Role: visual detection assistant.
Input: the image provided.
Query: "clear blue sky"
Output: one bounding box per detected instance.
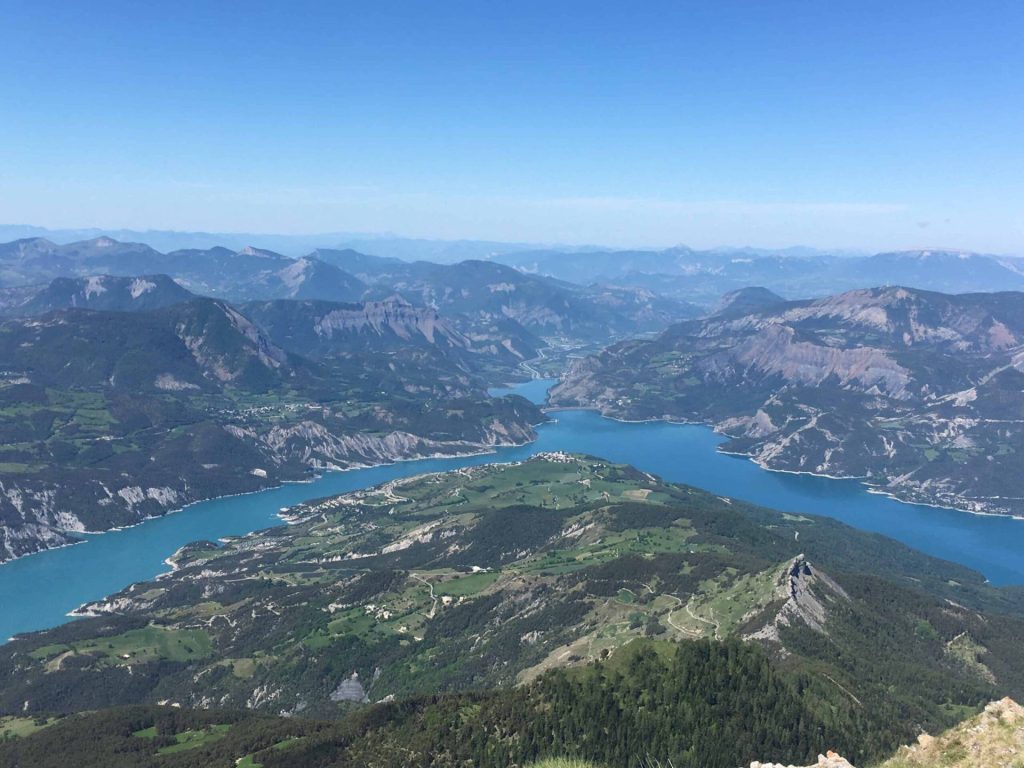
[1,1,1022,252]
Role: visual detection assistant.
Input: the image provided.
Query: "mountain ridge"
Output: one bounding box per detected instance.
[0,236,699,354]
[552,285,1024,516]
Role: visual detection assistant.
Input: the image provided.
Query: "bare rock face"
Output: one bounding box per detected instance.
[329,672,369,703]
[745,556,849,644]
[725,324,912,398]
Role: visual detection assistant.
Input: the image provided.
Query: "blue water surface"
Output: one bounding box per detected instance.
[1,379,1022,641]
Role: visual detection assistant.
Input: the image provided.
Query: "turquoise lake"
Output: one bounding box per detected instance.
[2,378,1023,642]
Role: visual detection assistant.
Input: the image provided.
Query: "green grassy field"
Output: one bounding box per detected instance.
[0,716,59,740]
[156,724,232,754]
[30,624,213,667]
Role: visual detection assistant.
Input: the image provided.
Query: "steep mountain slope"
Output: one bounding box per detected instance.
[746,697,1024,768]
[345,256,700,342]
[242,296,537,373]
[0,300,542,563]
[258,256,366,302]
[552,286,1024,515]
[0,298,296,392]
[2,456,1024,767]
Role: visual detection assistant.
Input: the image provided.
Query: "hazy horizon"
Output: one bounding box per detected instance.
[1,222,1015,259]
[2,2,1022,253]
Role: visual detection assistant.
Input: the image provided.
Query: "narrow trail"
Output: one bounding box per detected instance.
[822,673,864,706]
[411,573,438,618]
[684,599,721,640]
[663,594,704,638]
[381,481,411,504]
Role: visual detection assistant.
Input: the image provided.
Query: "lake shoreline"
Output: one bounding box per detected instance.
[0,431,542,571]
[549,403,1023,521]
[4,381,1024,643]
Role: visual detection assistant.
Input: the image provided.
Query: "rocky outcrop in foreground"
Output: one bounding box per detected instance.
[747,697,1024,768]
[749,752,853,768]
[880,697,1024,767]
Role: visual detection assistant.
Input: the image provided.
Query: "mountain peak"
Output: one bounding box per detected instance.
[746,556,849,643]
[714,286,787,317]
[238,245,285,259]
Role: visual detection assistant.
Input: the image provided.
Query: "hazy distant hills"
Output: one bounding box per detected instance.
[0,238,367,304]
[497,246,1024,303]
[0,237,700,347]
[0,226,580,261]
[5,230,1024,311]
[0,226,381,259]
[553,285,1024,516]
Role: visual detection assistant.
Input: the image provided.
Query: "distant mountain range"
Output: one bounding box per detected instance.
[553,285,1024,516]
[496,246,1024,303]
[0,225,602,261]
[0,237,701,346]
[5,230,1023,311]
[0,238,366,303]
[312,249,700,341]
